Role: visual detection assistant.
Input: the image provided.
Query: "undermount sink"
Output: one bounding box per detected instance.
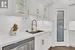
[26,30,43,34]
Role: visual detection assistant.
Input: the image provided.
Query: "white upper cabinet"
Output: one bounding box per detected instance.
[16,0,51,20]
[16,0,28,15]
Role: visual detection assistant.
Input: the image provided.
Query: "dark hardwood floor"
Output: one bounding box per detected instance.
[48,46,75,50]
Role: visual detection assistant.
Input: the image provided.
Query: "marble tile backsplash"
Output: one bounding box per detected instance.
[37,21,53,32]
[21,16,35,32]
[0,16,23,35]
[22,16,53,32]
[0,16,52,35]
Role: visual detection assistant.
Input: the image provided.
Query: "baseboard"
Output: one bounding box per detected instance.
[51,42,70,47]
[49,42,75,48]
[69,43,75,48]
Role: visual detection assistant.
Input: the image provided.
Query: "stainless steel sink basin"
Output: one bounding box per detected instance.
[26,30,43,34]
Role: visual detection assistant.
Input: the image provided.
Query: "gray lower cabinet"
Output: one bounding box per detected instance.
[17,40,34,50]
[17,42,28,50]
[2,37,34,50]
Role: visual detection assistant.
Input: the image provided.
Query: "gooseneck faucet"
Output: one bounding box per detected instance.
[31,19,37,31]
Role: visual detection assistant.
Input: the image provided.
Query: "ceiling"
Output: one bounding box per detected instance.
[37,0,75,6]
[29,0,75,8]
[55,0,75,6]
[29,0,54,7]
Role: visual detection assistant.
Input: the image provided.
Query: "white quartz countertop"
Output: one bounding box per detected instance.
[0,31,48,47]
[0,32,33,47]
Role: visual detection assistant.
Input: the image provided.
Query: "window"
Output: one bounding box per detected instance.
[0,0,8,8]
[57,10,64,42]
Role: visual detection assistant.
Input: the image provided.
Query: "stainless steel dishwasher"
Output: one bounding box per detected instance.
[2,37,34,50]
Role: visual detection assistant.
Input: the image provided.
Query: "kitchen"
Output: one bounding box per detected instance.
[0,0,75,50]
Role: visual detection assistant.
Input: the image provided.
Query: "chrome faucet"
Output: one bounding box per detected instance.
[31,19,37,31]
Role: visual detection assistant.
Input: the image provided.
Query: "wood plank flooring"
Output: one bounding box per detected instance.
[48,46,75,50]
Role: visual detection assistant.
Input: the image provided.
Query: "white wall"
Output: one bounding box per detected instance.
[69,30,75,46]
[48,0,70,46]
[69,6,75,21]
[68,3,75,47]
[68,21,75,47]
[48,0,75,46]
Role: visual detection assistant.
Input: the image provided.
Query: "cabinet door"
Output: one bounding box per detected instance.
[17,43,28,50]
[35,33,50,50]
[41,33,50,50]
[16,0,28,15]
[27,40,34,50]
[35,35,42,50]
[17,40,34,50]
